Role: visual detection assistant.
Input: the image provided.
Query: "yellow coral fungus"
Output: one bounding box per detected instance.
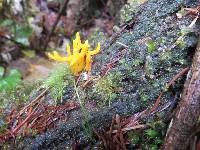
[47,32,100,76]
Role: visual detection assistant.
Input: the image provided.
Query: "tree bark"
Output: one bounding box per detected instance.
[163,37,200,150]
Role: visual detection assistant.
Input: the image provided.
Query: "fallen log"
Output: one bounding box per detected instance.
[1,0,198,149]
[163,37,200,150]
[25,100,143,149]
[24,0,200,149]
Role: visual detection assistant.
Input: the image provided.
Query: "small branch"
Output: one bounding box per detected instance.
[43,0,70,51]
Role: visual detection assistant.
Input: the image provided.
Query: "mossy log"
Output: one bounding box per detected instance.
[19,0,200,149]
[25,101,143,149]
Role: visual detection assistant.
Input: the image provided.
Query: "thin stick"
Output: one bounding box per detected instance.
[43,0,69,51]
[18,88,49,116]
[166,67,189,88]
[112,124,148,133]
[12,103,40,135]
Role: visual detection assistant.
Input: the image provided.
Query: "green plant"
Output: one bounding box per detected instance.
[147,40,157,54]
[141,121,166,150]
[145,129,159,138]
[127,131,140,146]
[139,90,149,102]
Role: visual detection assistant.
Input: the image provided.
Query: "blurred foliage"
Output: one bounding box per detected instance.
[0,67,22,92]
[0,18,33,46]
[0,66,37,109]
[22,50,36,57]
[0,0,2,8]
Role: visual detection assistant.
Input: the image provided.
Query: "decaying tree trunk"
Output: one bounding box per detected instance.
[163,37,200,150]
[25,101,143,149]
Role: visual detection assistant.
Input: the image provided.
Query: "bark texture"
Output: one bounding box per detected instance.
[163,37,200,150]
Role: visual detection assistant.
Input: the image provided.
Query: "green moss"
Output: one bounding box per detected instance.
[127,131,140,146]
[120,0,147,23]
[139,89,149,102]
[43,64,74,104]
[0,82,38,109]
[92,73,121,106]
[145,55,154,78]
[120,5,134,23]
[147,40,157,54]
[87,29,106,46]
[93,74,118,106]
[130,71,138,78]
[132,59,143,66]
[160,51,172,61]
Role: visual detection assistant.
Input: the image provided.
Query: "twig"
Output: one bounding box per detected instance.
[166,67,189,88]
[12,103,40,135]
[18,88,49,117]
[43,0,70,51]
[112,124,148,133]
[109,115,116,138]
[148,67,189,115]
[148,91,163,114]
